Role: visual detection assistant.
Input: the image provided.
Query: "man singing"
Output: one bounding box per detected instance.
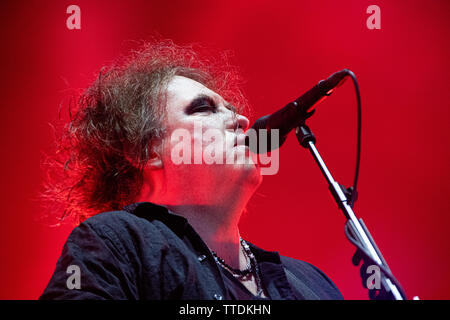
[40,39,343,300]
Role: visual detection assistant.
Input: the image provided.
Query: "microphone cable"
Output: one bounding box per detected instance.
[343,70,361,208]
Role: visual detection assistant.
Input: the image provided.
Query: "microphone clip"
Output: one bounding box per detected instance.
[295,123,316,148]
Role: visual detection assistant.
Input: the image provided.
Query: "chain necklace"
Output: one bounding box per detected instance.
[211,238,264,297]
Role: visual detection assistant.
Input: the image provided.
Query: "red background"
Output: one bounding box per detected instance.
[1,0,449,300]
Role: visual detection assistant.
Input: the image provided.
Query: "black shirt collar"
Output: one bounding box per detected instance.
[123,202,188,237]
[123,201,297,300]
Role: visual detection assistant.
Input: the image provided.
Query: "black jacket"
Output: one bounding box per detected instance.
[40,202,343,300]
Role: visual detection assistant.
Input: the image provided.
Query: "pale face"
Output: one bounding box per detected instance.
[158,76,262,193]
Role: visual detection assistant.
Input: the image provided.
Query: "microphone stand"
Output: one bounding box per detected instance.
[295,123,407,300]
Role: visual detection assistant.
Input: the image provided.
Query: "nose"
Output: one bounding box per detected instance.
[233,113,250,132]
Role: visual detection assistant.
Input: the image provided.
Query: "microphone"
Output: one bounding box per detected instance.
[246,69,351,153]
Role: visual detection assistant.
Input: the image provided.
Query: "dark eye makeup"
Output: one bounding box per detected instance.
[184,94,217,115]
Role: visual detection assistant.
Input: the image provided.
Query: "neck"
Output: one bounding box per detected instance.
[165,194,247,269]
[137,167,261,269]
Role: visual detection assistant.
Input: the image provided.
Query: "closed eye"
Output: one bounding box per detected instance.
[184,94,217,115]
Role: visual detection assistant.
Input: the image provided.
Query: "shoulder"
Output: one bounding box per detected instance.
[71,210,149,241]
[280,255,344,300]
[79,204,173,236]
[247,241,343,300]
[82,210,149,233]
[280,255,336,286]
[66,208,169,256]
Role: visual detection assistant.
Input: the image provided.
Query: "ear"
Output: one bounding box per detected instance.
[148,149,163,170]
[147,140,164,170]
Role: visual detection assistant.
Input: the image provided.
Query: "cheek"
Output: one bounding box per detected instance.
[162,125,223,165]
[187,118,229,150]
[163,114,233,164]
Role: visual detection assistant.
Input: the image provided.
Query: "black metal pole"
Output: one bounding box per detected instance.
[295,124,405,300]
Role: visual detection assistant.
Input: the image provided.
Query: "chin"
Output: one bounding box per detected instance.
[233,161,263,187]
[221,148,263,185]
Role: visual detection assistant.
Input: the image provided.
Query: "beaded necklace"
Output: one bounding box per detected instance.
[211,238,264,297]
